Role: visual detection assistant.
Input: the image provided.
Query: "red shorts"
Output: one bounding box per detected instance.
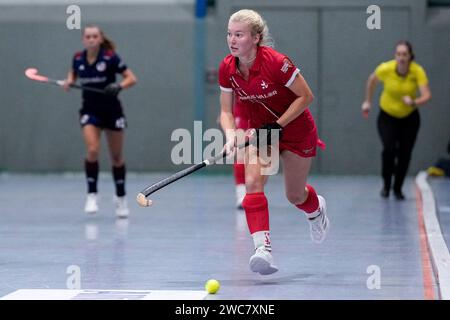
[252,109,320,158]
[279,127,318,158]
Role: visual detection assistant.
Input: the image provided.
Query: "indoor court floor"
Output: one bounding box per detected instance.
[0,172,448,300]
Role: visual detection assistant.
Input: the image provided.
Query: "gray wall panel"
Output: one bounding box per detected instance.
[0,6,196,172]
[320,8,410,174]
[0,0,449,174]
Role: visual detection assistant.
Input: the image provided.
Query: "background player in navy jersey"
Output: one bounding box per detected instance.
[63,25,137,218]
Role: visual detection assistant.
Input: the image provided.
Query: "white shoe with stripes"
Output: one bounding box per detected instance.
[307,195,329,243]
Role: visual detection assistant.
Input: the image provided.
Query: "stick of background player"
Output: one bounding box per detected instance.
[63,24,137,218]
[24,68,106,94]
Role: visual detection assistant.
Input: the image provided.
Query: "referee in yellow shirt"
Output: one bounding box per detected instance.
[361,41,432,200]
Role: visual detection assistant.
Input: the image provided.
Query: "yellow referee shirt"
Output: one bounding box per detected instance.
[375,60,429,118]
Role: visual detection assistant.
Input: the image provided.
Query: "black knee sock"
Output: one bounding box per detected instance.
[112,164,126,197]
[85,160,99,194]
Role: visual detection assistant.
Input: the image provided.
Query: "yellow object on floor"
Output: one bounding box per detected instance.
[427,166,445,177]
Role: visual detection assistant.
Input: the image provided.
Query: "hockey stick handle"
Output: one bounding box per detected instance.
[136,140,251,206]
[53,79,106,94]
[140,162,207,198]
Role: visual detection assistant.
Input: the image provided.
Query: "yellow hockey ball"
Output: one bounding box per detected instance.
[205,279,220,294]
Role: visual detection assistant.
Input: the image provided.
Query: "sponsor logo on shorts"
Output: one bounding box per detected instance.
[302,147,315,154]
[80,114,89,125]
[79,64,85,71]
[115,117,126,129]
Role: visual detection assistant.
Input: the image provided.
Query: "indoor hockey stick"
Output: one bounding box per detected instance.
[25,68,106,94]
[136,139,252,207]
[137,99,324,207]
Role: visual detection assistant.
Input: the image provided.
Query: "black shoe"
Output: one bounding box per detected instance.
[380,187,390,198]
[394,190,405,200]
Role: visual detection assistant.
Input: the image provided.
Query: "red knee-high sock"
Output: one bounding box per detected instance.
[233,163,245,185]
[296,184,319,215]
[242,192,271,250]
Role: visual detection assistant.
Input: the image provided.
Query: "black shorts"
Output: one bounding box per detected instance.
[79,112,127,131]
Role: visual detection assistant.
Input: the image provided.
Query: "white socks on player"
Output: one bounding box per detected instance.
[252,230,272,251]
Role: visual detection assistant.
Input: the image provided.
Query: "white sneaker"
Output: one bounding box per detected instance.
[249,247,278,275]
[84,193,98,214]
[307,195,329,243]
[236,184,246,209]
[114,196,129,219]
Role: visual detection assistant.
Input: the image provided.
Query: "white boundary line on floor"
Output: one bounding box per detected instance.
[0,289,208,300]
[416,171,450,300]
